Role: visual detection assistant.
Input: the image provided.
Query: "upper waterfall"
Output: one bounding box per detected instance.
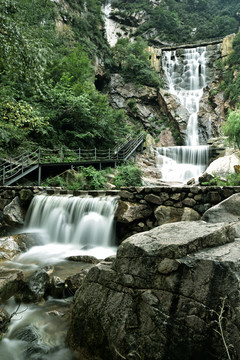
[162,46,207,146]
[102,1,124,47]
[157,46,211,183]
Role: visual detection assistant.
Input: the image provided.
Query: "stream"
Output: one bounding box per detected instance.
[0,195,118,360]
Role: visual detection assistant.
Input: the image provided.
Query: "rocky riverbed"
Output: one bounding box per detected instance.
[1,193,240,359]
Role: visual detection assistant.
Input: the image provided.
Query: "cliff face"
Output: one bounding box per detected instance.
[104,40,227,146]
[101,1,237,147]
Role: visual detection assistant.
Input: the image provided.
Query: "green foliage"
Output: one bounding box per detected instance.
[112,0,240,44]
[0,0,55,96]
[203,172,240,186]
[43,166,109,190]
[114,163,142,188]
[79,166,108,190]
[223,110,240,148]
[0,0,128,155]
[0,100,49,133]
[111,37,162,87]
[221,33,240,107]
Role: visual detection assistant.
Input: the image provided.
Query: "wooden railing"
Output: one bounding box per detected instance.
[0,134,145,185]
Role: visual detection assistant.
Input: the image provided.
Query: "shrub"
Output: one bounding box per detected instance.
[203,172,240,186]
[223,110,240,149]
[79,166,107,190]
[114,163,142,188]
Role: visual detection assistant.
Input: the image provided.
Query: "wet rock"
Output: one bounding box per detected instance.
[0,308,10,334]
[67,221,238,360]
[0,236,22,261]
[65,270,90,295]
[49,276,65,298]
[0,268,25,304]
[0,233,40,261]
[16,267,52,303]
[3,196,26,229]
[19,189,34,202]
[66,255,99,264]
[12,324,51,358]
[158,89,189,141]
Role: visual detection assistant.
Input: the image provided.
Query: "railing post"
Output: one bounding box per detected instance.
[95,148,97,160]
[38,165,42,186]
[116,146,119,160]
[79,148,81,161]
[22,156,24,174]
[60,147,63,162]
[108,148,111,159]
[38,148,41,163]
[3,166,5,185]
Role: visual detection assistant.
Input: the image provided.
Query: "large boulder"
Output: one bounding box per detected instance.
[202,193,240,236]
[205,154,240,177]
[0,233,40,261]
[67,221,239,360]
[3,196,26,229]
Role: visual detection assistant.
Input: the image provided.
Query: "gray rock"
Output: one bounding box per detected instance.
[16,267,52,303]
[154,205,200,226]
[0,233,40,261]
[0,267,25,304]
[0,307,10,334]
[115,200,152,223]
[202,193,240,236]
[67,221,238,360]
[3,196,25,228]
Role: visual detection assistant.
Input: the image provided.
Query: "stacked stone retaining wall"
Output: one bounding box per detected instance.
[1,185,240,240]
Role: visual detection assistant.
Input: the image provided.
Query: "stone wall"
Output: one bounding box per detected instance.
[1,185,240,239]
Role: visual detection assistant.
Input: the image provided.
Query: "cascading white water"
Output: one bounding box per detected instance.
[157,46,210,183]
[0,195,118,359]
[102,0,124,47]
[25,194,117,248]
[18,194,118,264]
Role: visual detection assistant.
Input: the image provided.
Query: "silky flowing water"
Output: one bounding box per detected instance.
[0,194,119,360]
[157,46,210,182]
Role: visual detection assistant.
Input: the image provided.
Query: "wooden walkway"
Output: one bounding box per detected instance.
[0,134,145,186]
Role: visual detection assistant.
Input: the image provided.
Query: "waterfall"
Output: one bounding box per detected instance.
[102,1,123,47]
[157,46,210,183]
[0,195,118,359]
[18,194,118,263]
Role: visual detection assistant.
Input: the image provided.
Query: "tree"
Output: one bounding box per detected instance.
[0,0,53,96]
[223,110,240,149]
[112,37,161,87]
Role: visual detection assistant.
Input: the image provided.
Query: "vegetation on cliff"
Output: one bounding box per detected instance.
[218,33,240,148]
[111,0,240,44]
[0,0,127,156]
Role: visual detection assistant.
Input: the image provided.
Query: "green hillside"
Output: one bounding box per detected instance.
[111,0,240,44]
[0,0,240,158]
